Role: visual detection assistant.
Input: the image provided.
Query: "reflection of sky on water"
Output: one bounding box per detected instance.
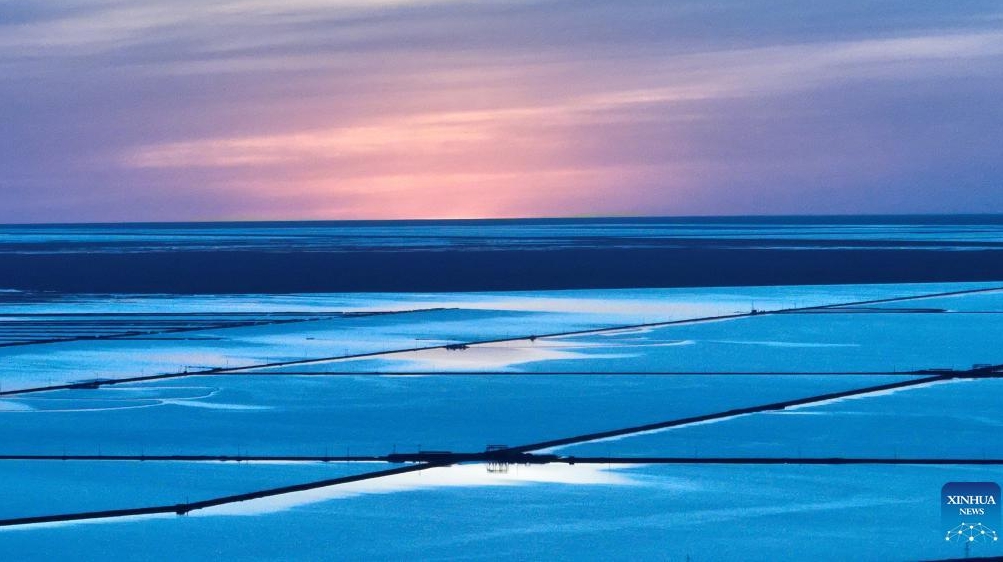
[199,463,638,517]
[8,283,992,390]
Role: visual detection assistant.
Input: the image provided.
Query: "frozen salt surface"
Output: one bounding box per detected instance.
[10,283,989,315]
[2,282,1003,560]
[196,463,635,517]
[0,385,226,413]
[0,283,996,391]
[857,287,1003,311]
[299,338,640,372]
[0,461,373,520]
[305,305,1003,374]
[1,464,998,561]
[521,309,1002,373]
[559,378,1003,459]
[0,374,908,456]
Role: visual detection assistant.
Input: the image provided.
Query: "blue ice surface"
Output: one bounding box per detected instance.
[0,461,374,520]
[0,463,998,561]
[1,282,994,315]
[0,374,909,456]
[0,307,619,391]
[5,282,987,391]
[1,282,1002,560]
[311,304,1003,375]
[557,377,1003,458]
[859,288,1003,311]
[515,309,1003,373]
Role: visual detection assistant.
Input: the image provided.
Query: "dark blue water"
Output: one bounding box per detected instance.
[2,216,1002,293]
[4,215,1003,254]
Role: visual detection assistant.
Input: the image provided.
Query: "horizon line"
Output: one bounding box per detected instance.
[4,212,1003,228]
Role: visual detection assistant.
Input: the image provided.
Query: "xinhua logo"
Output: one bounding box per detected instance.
[942,482,1000,548]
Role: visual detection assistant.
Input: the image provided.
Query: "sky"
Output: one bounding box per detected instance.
[1,0,1002,223]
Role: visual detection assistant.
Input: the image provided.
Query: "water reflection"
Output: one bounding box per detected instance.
[197,463,638,517]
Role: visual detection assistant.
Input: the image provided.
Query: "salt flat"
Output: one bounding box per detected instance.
[1,464,997,561]
[1,282,1001,561]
